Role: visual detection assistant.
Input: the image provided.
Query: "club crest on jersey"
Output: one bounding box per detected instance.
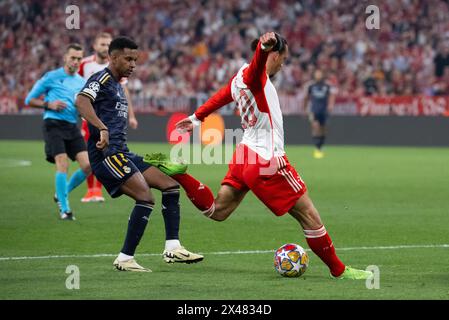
[123,166,131,174]
[89,81,100,92]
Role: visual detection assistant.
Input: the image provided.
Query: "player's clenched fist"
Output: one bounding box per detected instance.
[260,32,277,51]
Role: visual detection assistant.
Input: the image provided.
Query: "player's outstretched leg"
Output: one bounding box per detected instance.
[80,119,99,203]
[53,154,75,220]
[171,174,215,215]
[55,167,89,218]
[144,152,188,176]
[141,166,204,264]
[93,178,105,202]
[67,169,87,195]
[81,174,96,202]
[201,185,247,221]
[113,172,154,272]
[311,118,325,159]
[289,192,373,279]
[54,168,87,219]
[113,199,153,272]
[54,171,75,220]
[144,152,215,214]
[160,185,204,264]
[312,136,325,159]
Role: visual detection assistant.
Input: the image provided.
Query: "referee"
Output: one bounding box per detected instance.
[25,43,91,220]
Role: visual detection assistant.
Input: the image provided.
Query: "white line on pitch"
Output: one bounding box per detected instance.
[0,159,32,168]
[1,244,448,262]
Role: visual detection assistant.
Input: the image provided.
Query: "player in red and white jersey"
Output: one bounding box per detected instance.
[78,32,139,202]
[176,32,372,280]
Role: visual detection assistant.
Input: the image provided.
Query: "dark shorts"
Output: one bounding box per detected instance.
[90,152,152,198]
[311,112,329,126]
[42,119,87,163]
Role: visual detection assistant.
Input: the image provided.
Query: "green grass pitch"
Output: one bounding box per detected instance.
[0,140,448,300]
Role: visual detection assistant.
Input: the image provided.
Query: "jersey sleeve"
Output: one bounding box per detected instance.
[242,41,269,89]
[78,76,103,102]
[78,61,86,77]
[120,77,128,85]
[24,72,51,105]
[194,75,235,121]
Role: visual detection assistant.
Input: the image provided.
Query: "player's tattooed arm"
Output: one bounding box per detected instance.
[75,95,109,150]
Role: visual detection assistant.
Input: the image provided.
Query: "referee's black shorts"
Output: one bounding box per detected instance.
[42,119,87,163]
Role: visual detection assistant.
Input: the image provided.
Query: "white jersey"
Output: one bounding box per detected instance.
[230,63,285,160]
[194,41,285,160]
[79,55,109,80]
[79,55,127,84]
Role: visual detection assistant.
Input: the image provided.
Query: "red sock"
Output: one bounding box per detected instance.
[304,225,346,277]
[87,174,95,191]
[172,174,214,213]
[94,177,103,190]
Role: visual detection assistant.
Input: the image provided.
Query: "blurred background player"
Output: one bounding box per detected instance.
[25,44,91,220]
[76,36,210,271]
[176,32,372,280]
[303,69,336,159]
[78,32,139,202]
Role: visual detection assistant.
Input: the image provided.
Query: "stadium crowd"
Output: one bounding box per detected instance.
[2,0,449,113]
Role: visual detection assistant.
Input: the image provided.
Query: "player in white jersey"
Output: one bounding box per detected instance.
[176,32,372,280]
[78,32,138,202]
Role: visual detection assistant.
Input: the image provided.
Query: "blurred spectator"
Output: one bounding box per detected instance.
[2,0,449,115]
[433,43,449,78]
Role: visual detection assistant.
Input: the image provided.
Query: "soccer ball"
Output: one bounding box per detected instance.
[274,243,309,278]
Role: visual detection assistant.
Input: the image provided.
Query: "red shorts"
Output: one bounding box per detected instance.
[81,118,89,141]
[222,144,307,216]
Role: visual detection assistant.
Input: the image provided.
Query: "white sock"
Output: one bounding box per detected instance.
[165,239,181,251]
[117,252,133,262]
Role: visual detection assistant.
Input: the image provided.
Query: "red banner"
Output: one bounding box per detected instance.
[279,94,449,116]
[344,96,449,116]
[4,94,449,116]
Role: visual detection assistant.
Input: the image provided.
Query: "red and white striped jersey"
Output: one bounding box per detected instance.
[194,42,285,160]
[78,55,109,80]
[79,54,128,85]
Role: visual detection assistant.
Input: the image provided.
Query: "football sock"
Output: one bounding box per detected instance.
[304,225,346,277]
[67,169,87,194]
[55,171,70,213]
[121,201,153,256]
[86,174,95,191]
[318,136,326,150]
[172,173,215,213]
[94,177,103,190]
[312,136,321,150]
[165,239,181,251]
[117,252,133,262]
[161,186,181,241]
